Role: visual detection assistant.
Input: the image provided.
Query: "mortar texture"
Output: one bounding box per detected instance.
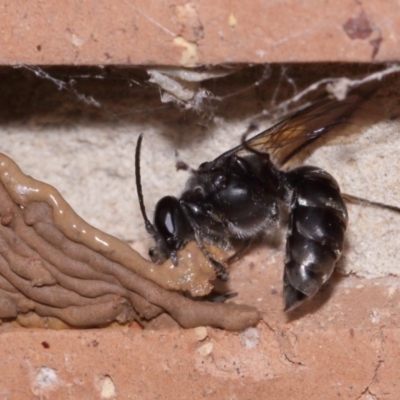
[1,65,399,280]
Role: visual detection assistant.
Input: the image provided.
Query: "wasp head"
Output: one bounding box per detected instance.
[135,135,194,266]
[150,195,193,264]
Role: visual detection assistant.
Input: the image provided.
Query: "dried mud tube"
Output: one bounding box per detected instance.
[0,153,260,331]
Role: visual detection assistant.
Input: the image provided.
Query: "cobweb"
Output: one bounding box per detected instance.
[1,62,400,279]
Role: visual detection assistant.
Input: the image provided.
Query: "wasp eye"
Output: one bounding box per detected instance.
[154,196,182,238]
[153,196,192,255]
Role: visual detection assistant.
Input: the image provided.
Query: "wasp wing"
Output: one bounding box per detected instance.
[214,93,366,168]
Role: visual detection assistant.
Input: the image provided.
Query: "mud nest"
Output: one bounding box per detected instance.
[0,153,260,331]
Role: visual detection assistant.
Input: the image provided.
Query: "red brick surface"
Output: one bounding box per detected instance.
[1,0,399,65]
[1,247,399,399]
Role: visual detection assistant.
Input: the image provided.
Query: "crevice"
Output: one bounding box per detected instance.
[356,327,385,400]
[283,352,306,367]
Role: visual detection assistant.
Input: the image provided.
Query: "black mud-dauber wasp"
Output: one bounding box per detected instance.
[135,87,399,311]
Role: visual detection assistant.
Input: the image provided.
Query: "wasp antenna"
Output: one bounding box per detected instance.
[343,193,400,214]
[135,134,158,238]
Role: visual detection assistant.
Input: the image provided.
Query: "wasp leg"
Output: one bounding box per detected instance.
[226,239,253,264]
[211,260,229,281]
[203,292,238,303]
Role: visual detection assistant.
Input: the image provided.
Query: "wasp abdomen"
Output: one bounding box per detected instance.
[283,166,348,311]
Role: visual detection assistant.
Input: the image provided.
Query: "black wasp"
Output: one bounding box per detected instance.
[135,89,396,311]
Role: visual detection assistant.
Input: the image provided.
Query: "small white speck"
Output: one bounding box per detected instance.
[197,342,213,357]
[256,49,266,58]
[100,375,116,399]
[71,34,85,47]
[241,327,259,349]
[388,287,396,299]
[370,310,380,324]
[36,367,58,388]
[194,326,208,341]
